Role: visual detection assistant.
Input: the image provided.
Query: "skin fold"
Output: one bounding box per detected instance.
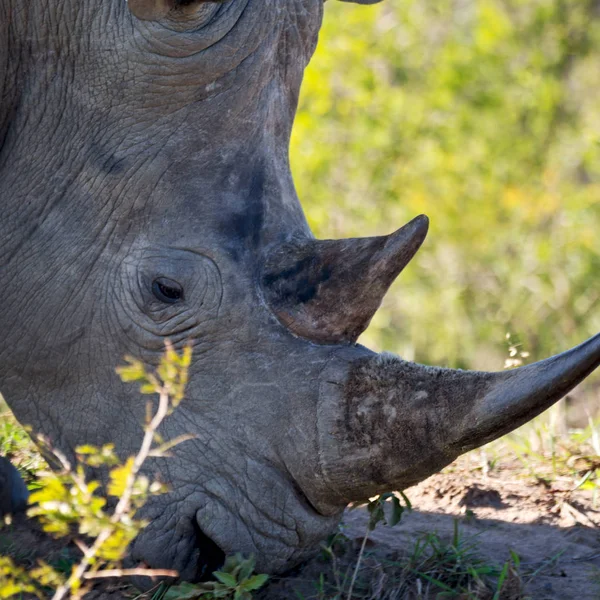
[0,0,598,583]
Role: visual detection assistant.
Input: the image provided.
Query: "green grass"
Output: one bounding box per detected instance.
[463,412,600,503]
[0,396,45,486]
[297,519,527,600]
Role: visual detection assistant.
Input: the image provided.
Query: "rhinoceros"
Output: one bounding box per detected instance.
[0,0,598,583]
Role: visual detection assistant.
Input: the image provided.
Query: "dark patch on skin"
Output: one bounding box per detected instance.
[263,258,332,305]
[246,167,266,248]
[219,166,265,261]
[88,142,127,176]
[295,265,332,303]
[225,245,242,264]
[262,256,315,287]
[295,280,317,304]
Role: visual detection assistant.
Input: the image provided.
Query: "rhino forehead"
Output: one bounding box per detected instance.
[0,0,321,239]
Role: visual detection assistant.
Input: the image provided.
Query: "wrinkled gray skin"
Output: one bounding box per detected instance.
[0,0,598,583]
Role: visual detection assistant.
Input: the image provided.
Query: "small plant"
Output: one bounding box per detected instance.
[402,519,523,598]
[503,333,530,370]
[163,554,269,600]
[345,492,411,600]
[0,341,193,600]
[312,515,528,599]
[0,403,45,485]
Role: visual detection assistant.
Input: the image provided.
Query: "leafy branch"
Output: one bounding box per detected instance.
[0,341,193,599]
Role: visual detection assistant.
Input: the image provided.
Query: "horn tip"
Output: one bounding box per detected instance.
[387,214,430,254]
[412,213,430,233]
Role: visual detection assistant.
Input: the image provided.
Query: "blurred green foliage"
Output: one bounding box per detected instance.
[292,0,600,372]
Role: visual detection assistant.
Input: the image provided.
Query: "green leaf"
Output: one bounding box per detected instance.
[509,549,521,568]
[367,497,386,530]
[180,345,193,368]
[140,382,158,395]
[75,444,100,455]
[493,561,510,600]
[163,583,204,600]
[213,571,238,588]
[107,457,134,497]
[399,491,412,510]
[29,562,66,587]
[236,556,255,581]
[116,359,147,382]
[388,496,404,527]
[414,571,454,592]
[222,554,242,573]
[244,573,269,591]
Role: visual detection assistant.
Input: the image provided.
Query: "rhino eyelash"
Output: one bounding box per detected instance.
[152,277,184,304]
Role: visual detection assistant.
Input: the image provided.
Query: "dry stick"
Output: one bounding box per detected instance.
[346,523,370,600]
[83,568,178,579]
[51,388,172,600]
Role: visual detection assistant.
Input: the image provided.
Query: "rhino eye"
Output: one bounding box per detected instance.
[152,278,183,304]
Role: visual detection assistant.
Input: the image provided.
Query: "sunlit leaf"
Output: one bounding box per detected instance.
[107,457,134,497]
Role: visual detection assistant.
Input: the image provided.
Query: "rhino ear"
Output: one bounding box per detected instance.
[127,0,225,22]
[336,0,384,4]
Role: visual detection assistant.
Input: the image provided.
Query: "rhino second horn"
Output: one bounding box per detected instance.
[262,214,429,344]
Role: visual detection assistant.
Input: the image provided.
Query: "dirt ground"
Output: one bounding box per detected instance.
[259,461,600,600]
[395,474,600,599]
[2,459,600,599]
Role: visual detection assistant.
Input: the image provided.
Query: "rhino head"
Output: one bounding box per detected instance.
[0,0,598,582]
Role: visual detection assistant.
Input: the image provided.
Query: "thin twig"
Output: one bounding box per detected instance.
[347,524,370,600]
[83,568,178,579]
[51,389,173,600]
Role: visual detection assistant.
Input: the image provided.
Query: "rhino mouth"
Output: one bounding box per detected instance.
[193,465,343,576]
[193,518,226,581]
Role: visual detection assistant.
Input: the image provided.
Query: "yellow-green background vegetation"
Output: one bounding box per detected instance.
[292,0,600,387]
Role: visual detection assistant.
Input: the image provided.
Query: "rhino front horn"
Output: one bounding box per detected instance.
[312,333,600,506]
[262,215,429,344]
